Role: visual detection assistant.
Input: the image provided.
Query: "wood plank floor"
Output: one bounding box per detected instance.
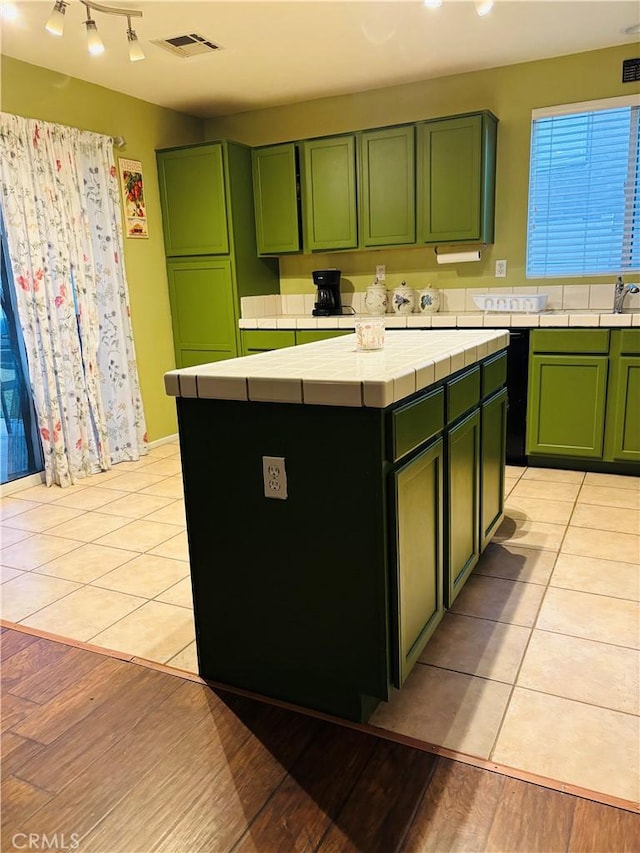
[1,627,638,853]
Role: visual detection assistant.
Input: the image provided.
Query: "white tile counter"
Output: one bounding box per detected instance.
[165,329,509,408]
[238,310,640,330]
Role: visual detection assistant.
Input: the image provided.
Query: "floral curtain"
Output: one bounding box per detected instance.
[0,113,147,487]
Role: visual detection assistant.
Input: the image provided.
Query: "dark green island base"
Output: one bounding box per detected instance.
[172,340,509,722]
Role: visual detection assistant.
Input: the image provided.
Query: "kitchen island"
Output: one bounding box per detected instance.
[165,329,509,722]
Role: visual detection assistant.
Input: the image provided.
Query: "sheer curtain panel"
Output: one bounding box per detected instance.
[0,113,147,487]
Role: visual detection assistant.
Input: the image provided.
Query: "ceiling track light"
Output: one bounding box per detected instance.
[45,0,67,36]
[423,0,443,8]
[44,0,144,61]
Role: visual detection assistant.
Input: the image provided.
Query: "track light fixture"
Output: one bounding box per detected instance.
[45,0,67,36]
[44,0,144,61]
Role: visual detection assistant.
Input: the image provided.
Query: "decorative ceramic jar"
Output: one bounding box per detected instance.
[392,281,416,315]
[364,279,388,316]
[417,285,441,314]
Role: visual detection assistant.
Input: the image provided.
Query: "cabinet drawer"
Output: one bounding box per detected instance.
[618,329,640,355]
[390,387,444,462]
[447,366,481,423]
[531,329,610,354]
[481,351,507,398]
[242,330,296,352]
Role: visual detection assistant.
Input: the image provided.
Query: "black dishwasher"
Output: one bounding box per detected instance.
[505,329,530,465]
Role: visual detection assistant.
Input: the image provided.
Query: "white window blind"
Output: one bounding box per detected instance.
[526,96,640,278]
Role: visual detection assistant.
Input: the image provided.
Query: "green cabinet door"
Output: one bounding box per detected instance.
[251,143,300,255]
[446,408,481,607]
[157,144,229,256]
[480,388,507,550]
[392,438,444,686]
[242,329,296,355]
[606,356,640,462]
[417,112,497,244]
[527,355,608,458]
[301,135,358,251]
[295,330,349,345]
[359,126,415,247]
[167,257,238,367]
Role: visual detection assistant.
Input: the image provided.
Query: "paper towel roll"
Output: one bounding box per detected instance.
[436,250,482,264]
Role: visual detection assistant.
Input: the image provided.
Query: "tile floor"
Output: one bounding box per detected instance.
[1,446,638,805]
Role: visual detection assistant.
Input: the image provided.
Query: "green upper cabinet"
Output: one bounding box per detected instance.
[300,135,358,251]
[358,126,416,247]
[251,143,300,255]
[417,112,497,244]
[157,144,229,256]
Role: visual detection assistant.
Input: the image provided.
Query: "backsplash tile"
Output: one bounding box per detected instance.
[562,285,589,310]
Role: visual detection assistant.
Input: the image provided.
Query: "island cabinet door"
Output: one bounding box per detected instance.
[392,438,444,686]
[526,355,609,458]
[300,135,358,251]
[445,408,481,607]
[157,144,230,257]
[358,126,416,247]
[480,387,508,551]
[251,143,300,255]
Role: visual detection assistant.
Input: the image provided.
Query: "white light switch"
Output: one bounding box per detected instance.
[495,260,507,278]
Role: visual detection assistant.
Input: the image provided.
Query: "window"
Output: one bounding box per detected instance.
[526,95,640,278]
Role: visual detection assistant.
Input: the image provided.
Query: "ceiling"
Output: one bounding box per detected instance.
[1,1,639,119]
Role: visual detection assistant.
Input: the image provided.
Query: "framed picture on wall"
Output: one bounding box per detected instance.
[119,158,148,238]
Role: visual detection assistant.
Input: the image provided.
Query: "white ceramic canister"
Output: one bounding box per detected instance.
[417,285,441,314]
[364,279,388,315]
[392,281,416,315]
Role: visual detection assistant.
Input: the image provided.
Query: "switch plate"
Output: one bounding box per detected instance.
[263,456,288,500]
[376,265,386,282]
[495,259,507,278]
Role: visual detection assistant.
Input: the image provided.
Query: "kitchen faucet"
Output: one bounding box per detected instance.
[613,276,640,314]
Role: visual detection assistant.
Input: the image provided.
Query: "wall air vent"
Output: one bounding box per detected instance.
[152,33,222,58]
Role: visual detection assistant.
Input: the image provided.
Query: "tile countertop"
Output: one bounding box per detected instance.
[239,310,640,329]
[164,329,509,408]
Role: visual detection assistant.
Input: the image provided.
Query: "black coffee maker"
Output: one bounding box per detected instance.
[312,269,342,316]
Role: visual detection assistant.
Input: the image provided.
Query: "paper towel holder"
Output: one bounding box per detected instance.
[434,245,486,264]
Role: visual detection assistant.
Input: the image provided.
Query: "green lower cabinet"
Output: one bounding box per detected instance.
[295,330,349,345]
[167,258,238,368]
[392,438,444,686]
[446,408,481,607]
[480,388,507,550]
[242,330,296,355]
[605,355,640,462]
[527,355,608,458]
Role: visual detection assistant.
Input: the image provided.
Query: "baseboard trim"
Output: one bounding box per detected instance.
[148,433,179,449]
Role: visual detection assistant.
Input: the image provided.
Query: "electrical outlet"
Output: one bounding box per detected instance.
[262,456,288,500]
[495,259,507,278]
[375,264,386,282]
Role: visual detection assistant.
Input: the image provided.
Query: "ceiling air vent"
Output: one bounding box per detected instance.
[152,33,222,58]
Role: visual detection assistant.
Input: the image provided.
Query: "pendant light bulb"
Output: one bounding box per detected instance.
[45,1,67,36]
[423,0,443,8]
[127,20,145,61]
[475,0,494,16]
[85,16,104,55]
